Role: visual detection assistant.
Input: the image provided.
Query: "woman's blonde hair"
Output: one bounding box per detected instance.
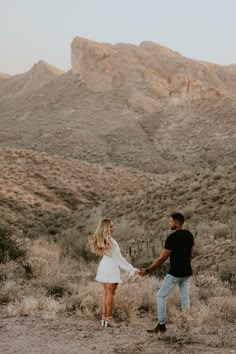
[89,218,113,256]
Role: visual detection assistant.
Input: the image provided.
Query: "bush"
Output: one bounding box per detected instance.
[60,229,99,263]
[211,222,229,239]
[0,224,26,263]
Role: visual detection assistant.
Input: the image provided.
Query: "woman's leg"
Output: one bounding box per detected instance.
[106,283,118,318]
[102,283,107,320]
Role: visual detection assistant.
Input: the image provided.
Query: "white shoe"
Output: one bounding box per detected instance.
[104,317,120,328]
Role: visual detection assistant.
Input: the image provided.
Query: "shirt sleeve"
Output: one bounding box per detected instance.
[165,235,175,250]
[111,241,137,275]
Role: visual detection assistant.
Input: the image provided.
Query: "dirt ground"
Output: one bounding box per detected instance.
[0,315,235,354]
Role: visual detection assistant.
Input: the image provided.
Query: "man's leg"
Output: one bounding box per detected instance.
[179,276,190,310]
[157,274,179,325]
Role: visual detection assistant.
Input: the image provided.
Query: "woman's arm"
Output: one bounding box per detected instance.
[112,241,137,275]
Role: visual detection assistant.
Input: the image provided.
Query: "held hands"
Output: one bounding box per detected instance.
[127,268,149,281]
[137,268,148,277]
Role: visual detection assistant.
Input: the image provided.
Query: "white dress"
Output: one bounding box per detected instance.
[96,238,137,284]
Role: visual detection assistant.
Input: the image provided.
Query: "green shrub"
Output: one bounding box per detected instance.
[0,224,26,263]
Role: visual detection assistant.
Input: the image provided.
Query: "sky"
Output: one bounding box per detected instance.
[0,0,235,75]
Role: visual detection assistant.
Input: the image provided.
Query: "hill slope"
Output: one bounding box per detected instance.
[0,147,235,273]
[0,75,235,173]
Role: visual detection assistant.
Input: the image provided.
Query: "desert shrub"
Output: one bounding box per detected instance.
[112,216,145,242]
[63,280,101,316]
[194,274,231,302]
[182,207,194,219]
[178,170,194,180]
[0,261,26,282]
[208,188,221,202]
[50,187,80,210]
[0,280,19,304]
[208,296,236,322]
[60,229,99,263]
[162,312,193,344]
[7,295,64,317]
[0,224,26,263]
[211,222,229,239]
[220,271,236,289]
[212,172,223,180]
[190,181,201,192]
[195,223,211,242]
[41,275,66,299]
[64,277,160,320]
[22,256,48,278]
[162,198,175,208]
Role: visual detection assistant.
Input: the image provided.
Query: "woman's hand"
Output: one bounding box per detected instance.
[137,268,147,276]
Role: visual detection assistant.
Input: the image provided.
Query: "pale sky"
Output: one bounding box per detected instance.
[0,0,235,75]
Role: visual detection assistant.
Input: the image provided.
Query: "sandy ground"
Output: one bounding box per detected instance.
[0,315,235,354]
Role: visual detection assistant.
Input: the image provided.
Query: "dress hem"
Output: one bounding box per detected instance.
[95,279,122,284]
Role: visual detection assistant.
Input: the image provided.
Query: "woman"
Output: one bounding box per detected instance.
[89,218,137,328]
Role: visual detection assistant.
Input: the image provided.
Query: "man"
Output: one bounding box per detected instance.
[138,212,194,333]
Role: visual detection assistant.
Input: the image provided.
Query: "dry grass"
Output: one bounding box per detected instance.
[0,236,235,349]
[7,296,64,317]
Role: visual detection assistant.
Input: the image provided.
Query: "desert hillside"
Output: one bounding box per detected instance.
[0,147,235,353]
[0,147,235,274]
[0,38,236,173]
[0,38,236,353]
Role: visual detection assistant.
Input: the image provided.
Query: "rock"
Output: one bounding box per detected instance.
[71,37,236,108]
[71,36,169,96]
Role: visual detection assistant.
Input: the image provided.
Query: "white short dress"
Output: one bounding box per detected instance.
[96,238,137,284]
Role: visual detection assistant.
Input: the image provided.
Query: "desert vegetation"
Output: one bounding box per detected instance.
[0,147,235,351]
[1,36,236,352]
[0,233,235,350]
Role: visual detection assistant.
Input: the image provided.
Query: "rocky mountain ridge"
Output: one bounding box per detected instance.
[0,37,235,173]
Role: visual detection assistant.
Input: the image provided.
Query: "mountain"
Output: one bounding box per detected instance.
[0,38,235,174]
[71,37,236,105]
[0,73,11,79]
[0,61,64,100]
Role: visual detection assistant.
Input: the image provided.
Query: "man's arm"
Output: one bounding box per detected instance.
[138,248,172,276]
[191,246,194,258]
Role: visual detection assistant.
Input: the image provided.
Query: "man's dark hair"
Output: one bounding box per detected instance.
[171,212,185,225]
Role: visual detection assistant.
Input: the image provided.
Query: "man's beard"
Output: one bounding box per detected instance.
[171,226,177,230]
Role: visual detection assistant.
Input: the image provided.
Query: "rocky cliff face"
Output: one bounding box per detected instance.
[71,37,236,111]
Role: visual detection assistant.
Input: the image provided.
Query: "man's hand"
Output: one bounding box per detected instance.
[137,268,147,276]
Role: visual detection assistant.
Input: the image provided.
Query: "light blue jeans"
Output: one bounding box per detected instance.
[157,274,190,324]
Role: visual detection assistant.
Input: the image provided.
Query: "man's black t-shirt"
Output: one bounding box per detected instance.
[164,229,194,277]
